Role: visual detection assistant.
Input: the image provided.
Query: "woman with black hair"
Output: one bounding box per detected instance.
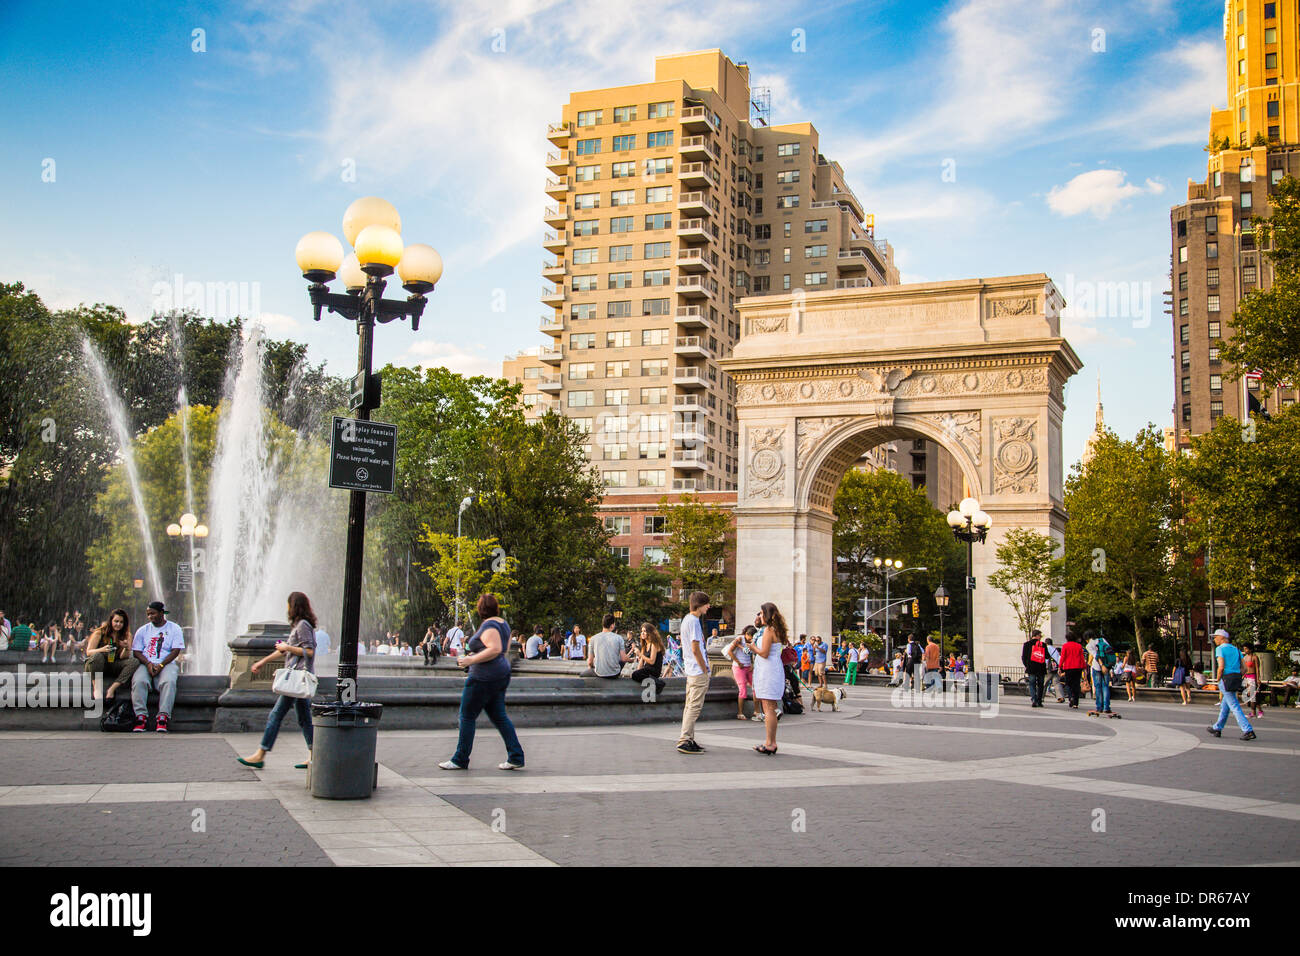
[238,592,318,770]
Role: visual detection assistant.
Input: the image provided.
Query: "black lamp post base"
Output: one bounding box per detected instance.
[308,700,384,800]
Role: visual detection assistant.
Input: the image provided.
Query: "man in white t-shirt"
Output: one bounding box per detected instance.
[567,625,587,660]
[676,591,712,754]
[446,624,465,657]
[130,601,185,733]
[525,627,545,660]
[0,610,10,650]
[314,628,331,658]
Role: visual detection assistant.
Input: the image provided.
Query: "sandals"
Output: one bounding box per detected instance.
[736,714,749,720]
[754,745,778,755]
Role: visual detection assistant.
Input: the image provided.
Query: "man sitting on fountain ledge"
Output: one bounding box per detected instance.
[130,601,184,733]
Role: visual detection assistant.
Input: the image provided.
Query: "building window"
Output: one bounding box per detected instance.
[644,213,671,231]
[574,220,599,237]
[572,275,597,291]
[1264,53,1277,70]
[646,131,672,148]
[611,161,635,178]
[642,544,667,562]
[1182,403,1191,422]
[607,301,631,318]
[612,134,635,152]
[1179,299,1188,316]
[1181,350,1189,369]
[755,249,771,266]
[805,219,829,234]
[1206,268,1218,287]
[638,474,665,491]
[1243,265,1257,284]
[613,105,636,123]
[1240,192,1252,210]
[576,110,602,127]
[1180,324,1189,345]
[1208,346,1220,365]
[576,138,601,155]
[644,515,667,535]
[1208,321,1221,339]
[642,328,669,346]
[1267,100,1280,118]
[604,388,628,406]
[573,247,598,264]
[603,443,628,460]
[1178,272,1187,291]
[646,186,671,204]
[608,545,630,563]
[1207,295,1220,313]
[803,272,828,287]
[754,224,771,240]
[776,143,800,156]
[605,516,631,534]
[1206,243,1218,259]
[607,272,632,289]
[606,360,630,378]
[641,385,667,404]
[1209,374,1222,392]
[606,331,631,348]
[776,170,800,184]
[776,195,799,208]
[1181,376,1191,395]
[647,101,673,119]
[575,164,600,182]
[1210,401,1223,420]
[570,332,595,349]
[644,241,670,258]
[642,298,669,315]
[610,216,634,233]
[782,274,791,291]
[1205,215,1217,234]
[804,244,828,258]
[569,391,594,407]
[609,244,633,261]
[638,441,666,459]
[644,158,672,176]
[610,189,635,206]
[1178,246,1188,263]
[783,221,792,238]
[643,269,670,286]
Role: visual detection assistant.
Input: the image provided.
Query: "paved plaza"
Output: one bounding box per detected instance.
[1,685,1296,867]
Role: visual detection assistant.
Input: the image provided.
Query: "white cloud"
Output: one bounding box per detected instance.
[1046,169,1164,219]
[256,312,302,335]
[397,339,500,378]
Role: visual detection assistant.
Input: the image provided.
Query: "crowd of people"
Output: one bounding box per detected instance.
[0,610,92,662]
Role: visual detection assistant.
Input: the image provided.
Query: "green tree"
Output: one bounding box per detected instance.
[830,469,950,632]
[1176,405,1300,655]
[659,493,734,611]
[1220,176,1300,389]
[988,528,1065,644]
[1063,426,1193,654]
[416,530,519,622]
[614,562,677,627]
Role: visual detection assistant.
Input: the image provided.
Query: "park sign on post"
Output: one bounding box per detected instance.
[175,562,193,592]
[329,416,397,494]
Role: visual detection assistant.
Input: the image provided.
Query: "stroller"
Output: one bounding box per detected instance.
[779,646,804,715]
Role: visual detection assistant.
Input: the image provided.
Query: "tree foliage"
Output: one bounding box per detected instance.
[1220,176,1300,389]
[416,530,519,622]
[988,528,1065,644]
[658,493,734,609]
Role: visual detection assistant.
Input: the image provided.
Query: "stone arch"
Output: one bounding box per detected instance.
[798,414,983,516]
[722,275,1082,670]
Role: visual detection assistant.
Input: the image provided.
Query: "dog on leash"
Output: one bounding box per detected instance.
[811,687,847,711]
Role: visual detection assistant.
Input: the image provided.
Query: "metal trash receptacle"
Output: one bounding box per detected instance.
[309,701,383,800]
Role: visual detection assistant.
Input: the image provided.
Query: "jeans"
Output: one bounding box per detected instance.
[1212,680,1254,733]
[1026,672,1042,705]
[451,675,524,767]
[261,692,313,751]
[131,661,180,716]
[1092,668,1112,711]
[924,669,941,692]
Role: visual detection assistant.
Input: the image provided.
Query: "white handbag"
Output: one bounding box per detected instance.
[272,664,318,699]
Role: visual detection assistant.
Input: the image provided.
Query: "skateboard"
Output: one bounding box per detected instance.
[1086,710,1122,718]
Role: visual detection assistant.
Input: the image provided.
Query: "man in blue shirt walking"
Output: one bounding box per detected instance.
[1207,628,1256,741]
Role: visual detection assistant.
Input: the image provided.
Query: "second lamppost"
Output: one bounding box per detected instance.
[946,497,992,680]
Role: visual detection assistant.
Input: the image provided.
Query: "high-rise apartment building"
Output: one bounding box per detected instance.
[1171,0,1298,447]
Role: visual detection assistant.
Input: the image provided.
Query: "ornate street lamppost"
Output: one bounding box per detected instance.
[934,583,949,645]
[295,197,442,799]
[946,497,992,682]
[166,513,207,630]
[456,494,474,629]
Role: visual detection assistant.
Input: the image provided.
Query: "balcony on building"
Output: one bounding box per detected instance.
[680,106,718,134]
[672,477,698,492]
[670,447,706,470]
[675,274,713,299]
[541,285,565,306]
[542,231,567,253]
[671,419,707,443]
[673,394,704,413]
[679,135,719,163]
[676,217,710,243]
[542,257,565,280]
[543,204,568,227]
[545,176,569,199]
[674,304,709,329]
[539,342,563,364]
[546,122,571,145]
[835,277,872,289]
[540,314,564,335]
[545,150,570,172]
[677,191,711,217]
[679,162,717,189]
[673,335,712,360]
[836,250,869,273]
[533,396,560,415]
[674,365,708,389]
[675,248,713,273]
[537,375,563,393]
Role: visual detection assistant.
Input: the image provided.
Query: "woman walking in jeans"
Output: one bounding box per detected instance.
[238,592,318,770]
[439,593,525,771]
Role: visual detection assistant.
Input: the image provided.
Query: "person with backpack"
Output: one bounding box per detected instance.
[903,634,925,690]
[1021,628,1048,707]
[1085,629,1115,715]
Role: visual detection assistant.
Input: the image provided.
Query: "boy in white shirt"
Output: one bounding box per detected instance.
[676,591,712,755]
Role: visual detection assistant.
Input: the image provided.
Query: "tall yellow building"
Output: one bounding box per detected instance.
[1171,0,1298,447]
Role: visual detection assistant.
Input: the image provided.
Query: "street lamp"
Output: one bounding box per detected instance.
[934,583,949,645]
[869,558,926,658]
[296,196,443,799]
[456,494,474,629]
[947,496,992,680]
[165,513,208,629]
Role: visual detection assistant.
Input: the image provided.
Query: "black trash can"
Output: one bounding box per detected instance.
[309,700,383,800]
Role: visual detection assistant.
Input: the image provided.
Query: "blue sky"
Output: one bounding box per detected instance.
[1,0,1229,467]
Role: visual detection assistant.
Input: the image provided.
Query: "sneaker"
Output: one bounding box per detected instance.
[751,714,765,721]
[1241,731,1257,741]
[498,761,524,771]
[132,715,147,733]
[676,740,703,754]
[437,759,467,770]
[1205,726,1222,738]
[154,714,169,733]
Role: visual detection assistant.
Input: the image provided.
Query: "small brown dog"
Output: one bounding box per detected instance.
[811,687,847,711]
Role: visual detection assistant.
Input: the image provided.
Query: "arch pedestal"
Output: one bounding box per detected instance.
[723,275,1082,670]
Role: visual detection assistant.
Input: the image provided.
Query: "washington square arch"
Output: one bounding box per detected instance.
[721,274,1082,671]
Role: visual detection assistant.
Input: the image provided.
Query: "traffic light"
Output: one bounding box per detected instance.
[912,600,920,617]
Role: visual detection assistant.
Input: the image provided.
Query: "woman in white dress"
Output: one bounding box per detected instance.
[748,602,789,755]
